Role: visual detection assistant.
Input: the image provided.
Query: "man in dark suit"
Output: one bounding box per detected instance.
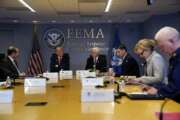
[85,47,107,72]
[116,44,140,77]
[144,26,180,101]
[50,47,70,72]
[1,46,20,79]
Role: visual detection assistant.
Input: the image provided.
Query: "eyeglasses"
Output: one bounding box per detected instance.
[140,50,145,56]
[139,49,149,56]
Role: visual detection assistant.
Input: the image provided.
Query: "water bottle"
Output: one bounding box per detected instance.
[6,76,12,87]
[119,80,125,92]
[59,69,63,80]
[93,64,96,72]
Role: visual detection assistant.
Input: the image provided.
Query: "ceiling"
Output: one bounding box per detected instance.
[0,0,180,23]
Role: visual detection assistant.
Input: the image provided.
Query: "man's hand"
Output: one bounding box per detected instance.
[147,87,158,95]
[141,84,151,92]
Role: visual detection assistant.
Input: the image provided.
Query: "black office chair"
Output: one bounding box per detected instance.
[0,53,7,81]
[0,53,5,60]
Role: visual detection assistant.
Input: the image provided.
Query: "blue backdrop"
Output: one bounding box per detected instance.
[0,13,180,72]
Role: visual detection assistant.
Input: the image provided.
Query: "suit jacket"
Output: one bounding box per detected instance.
[0,57,19,79]
[153,48,180,98]
[120,54,140,77]
[85,54,107,72]
[136,51,168,85]
[50,53,70,72]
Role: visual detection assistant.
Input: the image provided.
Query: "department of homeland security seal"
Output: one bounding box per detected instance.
[43,28,65,48]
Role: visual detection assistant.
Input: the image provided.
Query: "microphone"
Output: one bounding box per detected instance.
[159,98,169,120]
[159,91,180,120]
[114,81,127,99]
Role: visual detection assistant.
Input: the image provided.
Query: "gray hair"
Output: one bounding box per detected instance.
[155,26,180,42]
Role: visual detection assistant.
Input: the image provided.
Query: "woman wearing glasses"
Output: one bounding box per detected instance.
[133,39,168,85]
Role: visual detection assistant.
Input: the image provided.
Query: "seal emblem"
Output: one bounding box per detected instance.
[43,28,65,48]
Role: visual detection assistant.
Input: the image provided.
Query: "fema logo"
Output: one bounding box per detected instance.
[43,28,65,48]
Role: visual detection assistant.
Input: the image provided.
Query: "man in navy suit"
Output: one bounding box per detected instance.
[145,27,180,101]
[116,44,140,77]
[50,47,70,72]
[85,47,107,72]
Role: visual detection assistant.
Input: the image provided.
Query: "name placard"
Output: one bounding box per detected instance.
[80,71,96,80]
[81,88,114,102]
[0,90,13,103]
[59,70,73,80]
[81,77,104,87]
[76,70,89,80]
[43,72,58,83]
[24,78,46,87]
[0,104,13,114]
[24,87,46,95]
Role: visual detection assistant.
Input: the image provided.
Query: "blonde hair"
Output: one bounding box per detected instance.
[134,39,156,52]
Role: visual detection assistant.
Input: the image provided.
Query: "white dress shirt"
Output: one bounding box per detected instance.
[8,56,21,75]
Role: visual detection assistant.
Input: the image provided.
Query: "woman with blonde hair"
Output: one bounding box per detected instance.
[133,39,168,85]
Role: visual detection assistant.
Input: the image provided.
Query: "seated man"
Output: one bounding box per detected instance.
[1,46,21,79]
[50,47,70,72]
[85,47,107,72]
[144,27,180,101]
[116,44,140,77]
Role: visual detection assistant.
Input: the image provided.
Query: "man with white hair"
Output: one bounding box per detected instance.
[50,47,70,72]
[145,26,180,99]
[85,47,107,72]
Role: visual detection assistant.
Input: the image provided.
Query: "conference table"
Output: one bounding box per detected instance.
[0,78,180,120]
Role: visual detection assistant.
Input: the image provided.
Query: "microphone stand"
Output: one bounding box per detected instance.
[159,92,180,120]
[159,98,169,120]
[114,81,126,99]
